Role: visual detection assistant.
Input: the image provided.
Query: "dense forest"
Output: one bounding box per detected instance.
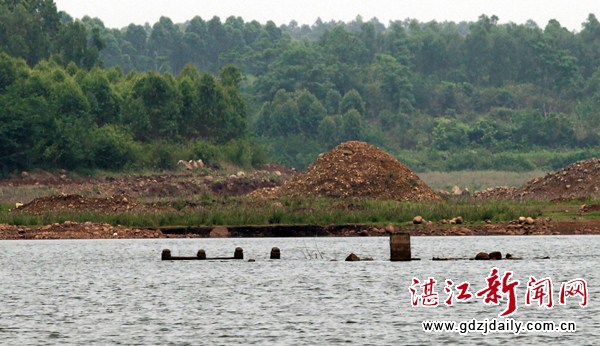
[3,0,600,174]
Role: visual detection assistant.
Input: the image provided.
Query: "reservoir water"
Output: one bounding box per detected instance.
[1,235,598,345]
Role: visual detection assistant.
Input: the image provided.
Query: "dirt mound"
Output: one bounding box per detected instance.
[472,158,600,201]
[512,158,600,201]
[15,194,156,215]
[262,141,439,201]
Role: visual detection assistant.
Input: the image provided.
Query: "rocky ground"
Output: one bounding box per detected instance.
[473,158,600,201]
[2,164,297,205]
[1,217,599,240]
[15,194,160,215]
[3,146,600,240]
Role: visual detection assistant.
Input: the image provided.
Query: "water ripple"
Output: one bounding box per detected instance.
[0,236,597,344]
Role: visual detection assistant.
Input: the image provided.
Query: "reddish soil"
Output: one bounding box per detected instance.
[252,141,439,201]
[1,219,599,240]
[14,194,160,215]
[4,156,600,240]
[2,164,297,204]
[473,158,600,201]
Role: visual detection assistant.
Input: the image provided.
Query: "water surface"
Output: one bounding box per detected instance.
[0,236,597,345]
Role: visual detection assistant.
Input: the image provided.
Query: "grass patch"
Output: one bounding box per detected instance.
[0,186,59,204]
[418,170,546,192]
[0,197,544,227]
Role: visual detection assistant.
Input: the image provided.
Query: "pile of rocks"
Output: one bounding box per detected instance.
[513,158,600,201]
[473,158,600,201]
[254,141,439,201]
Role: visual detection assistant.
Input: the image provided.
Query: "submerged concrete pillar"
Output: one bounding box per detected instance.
[390,232,411,261]
[234,247,244,260]
[270,247,281,259]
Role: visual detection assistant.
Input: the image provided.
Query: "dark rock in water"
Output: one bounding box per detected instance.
[161,249,172,260]
[489,251,502,260]
[248,259,256,262]
[506,253,513,259]
[345,253,360,261]
[362,256,374,261]
[475,252,490,260]
[270,247,281,259]
[197,249,206,260]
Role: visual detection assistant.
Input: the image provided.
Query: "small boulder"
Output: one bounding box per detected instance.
[525,217,535,225]
[452,185,462,195]
[412,216,424,224]
[489,251,502,260]
[345,253,360,261]
[475,252,490,260]
[358,230,369,236]
[452,216,464,224]
[21,171,30,178]
[518,216,526,224]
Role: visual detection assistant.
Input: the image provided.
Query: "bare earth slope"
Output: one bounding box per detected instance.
[473,158,600,201]
[274,141,439,201]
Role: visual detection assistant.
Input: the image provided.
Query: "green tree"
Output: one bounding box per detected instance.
[80,68,120,125]
[125,72,181,141]
[340,109,363,141]
[340,89,365,114]
[432,117,469,150]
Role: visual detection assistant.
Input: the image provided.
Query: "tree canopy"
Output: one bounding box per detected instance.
[3,2,600,172]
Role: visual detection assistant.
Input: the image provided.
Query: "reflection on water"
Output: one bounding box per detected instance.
[0,236,598,345]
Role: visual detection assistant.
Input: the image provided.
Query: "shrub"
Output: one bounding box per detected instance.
[90,125,136,169]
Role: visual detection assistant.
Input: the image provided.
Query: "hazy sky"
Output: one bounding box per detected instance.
[53,0,599,31]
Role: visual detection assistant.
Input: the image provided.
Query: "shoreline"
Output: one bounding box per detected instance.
[1,219,599,240]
